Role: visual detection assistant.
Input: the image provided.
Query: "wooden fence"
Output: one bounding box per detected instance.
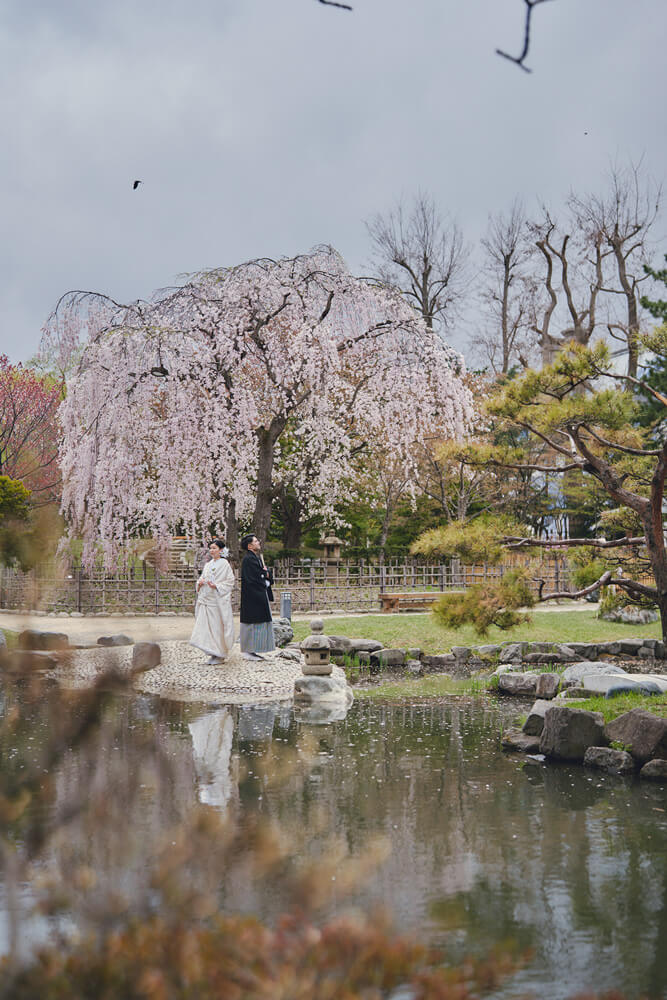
[0,556,574,615]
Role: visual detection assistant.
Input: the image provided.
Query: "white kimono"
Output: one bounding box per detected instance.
[189,556,235,658]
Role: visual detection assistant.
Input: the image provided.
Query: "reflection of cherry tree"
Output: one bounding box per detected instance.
[52,248,473,568]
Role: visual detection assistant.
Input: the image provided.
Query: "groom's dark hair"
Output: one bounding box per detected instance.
[240,534,256,551]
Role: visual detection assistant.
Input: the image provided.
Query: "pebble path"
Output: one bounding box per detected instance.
[58,641,305,704]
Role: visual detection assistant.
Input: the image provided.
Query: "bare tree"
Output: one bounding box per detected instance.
[477,201,535,373]
[366,192,469,335]
[527,208,606,367]
[569,161,661,378]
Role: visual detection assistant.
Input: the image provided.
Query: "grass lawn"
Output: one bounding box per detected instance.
[353,674,667,718]
[352,674,489,701]
[291,607,661,655]
[566,691,667,723]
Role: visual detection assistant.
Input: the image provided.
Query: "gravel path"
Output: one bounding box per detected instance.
[57,641,305,704]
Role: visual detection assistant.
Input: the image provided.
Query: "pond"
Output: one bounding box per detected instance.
[2,686,666,999]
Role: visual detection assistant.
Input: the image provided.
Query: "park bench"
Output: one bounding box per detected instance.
[379,592,439,613]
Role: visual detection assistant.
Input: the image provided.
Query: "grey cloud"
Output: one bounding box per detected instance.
[1,0,665,362]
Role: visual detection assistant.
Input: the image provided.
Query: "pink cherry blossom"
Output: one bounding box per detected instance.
[49,247,474,568]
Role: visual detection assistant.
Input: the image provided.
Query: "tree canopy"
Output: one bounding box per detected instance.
[51,247,473,568]
[413,340,667,637]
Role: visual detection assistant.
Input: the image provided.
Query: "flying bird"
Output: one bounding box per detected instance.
[133,179,142,190]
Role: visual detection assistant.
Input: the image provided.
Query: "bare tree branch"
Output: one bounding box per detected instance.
[504,535,645,550]
[537,569,612,601]
[496,0,554,73]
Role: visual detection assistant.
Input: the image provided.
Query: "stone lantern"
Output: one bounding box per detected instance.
[321,534,342,562]
[300,618,332,676]
[321,534,343,580]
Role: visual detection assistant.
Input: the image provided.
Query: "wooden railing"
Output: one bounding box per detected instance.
[0,556,574,615]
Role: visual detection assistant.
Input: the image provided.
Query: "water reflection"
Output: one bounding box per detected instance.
[189,707,235,808]
[219,698,667,1000]
[2,689,666,999]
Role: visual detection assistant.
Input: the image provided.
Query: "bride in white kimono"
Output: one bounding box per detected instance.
[189,539,235,664]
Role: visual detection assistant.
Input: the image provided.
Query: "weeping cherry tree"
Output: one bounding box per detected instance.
[50,247,474,568]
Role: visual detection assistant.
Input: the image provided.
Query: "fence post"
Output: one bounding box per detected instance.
[379,564,386,596]
[438,564,445,591]
[155,569,160,614]
[77,568,83,613]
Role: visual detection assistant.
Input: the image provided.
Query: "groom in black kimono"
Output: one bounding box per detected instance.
[239,534,276,660]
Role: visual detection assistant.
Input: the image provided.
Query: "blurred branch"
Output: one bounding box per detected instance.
[496,0,554,72]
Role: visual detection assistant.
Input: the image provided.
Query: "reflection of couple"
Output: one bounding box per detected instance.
[189,534,275,664]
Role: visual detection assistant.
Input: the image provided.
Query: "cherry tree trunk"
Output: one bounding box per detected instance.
[224,498,239,566]
[252,419,286,543]
[282,498,303,551]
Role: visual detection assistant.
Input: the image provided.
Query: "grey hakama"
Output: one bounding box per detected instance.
[189,556,235,659]
[239,620,275,654]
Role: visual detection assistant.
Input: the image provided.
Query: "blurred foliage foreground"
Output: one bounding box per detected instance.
[0,658,639,999]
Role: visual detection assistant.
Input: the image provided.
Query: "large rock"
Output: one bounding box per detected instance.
[522,643,577,664]
[535,673,561,699]
[640,759,667,781]
[601,606,659,625]
[327,634,352,655]
[578,674,667,697]
[277,647,301,662]
[294,666,353,707]
[522,699,553,736]
[474,644,502,658]
[618,639,644,656]
[348,638,383,654]
[423,653,456,671]
[272,618,294,648]
[604,680,663,698]
[561,661,626,685]
[583,746,635,774]
[501,729,541,753]
[132,642,161,672]
[566,643,600,660]
[499,642,525,664]
[498,672,538,697]
[605,709,667,764]
[18,629,69,651]
[539,706,607,761]
[369,648,406,670]
[97,634,134,647]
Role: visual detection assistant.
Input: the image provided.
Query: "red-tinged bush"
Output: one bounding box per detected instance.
[1,911,532,1000]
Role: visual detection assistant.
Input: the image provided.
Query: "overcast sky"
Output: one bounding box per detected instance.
[2,0,665,365]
